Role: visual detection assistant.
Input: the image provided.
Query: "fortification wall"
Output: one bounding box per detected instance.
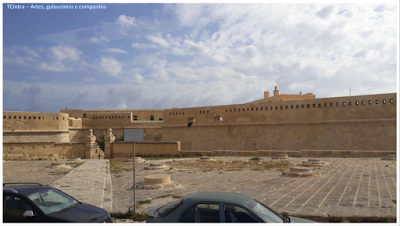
[3,112,69,131]
[163,93,396,126]
[60,109,164,122]
[163,119,396,151]
[68,117,82,128]
[112,141,180,158]
[3,142,85,160]
[68,127,162,143]
[3,131,70,143]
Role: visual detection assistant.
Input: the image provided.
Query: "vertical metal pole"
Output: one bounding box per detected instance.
[133,142,136,215]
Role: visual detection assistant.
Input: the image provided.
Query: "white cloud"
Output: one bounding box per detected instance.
[101,48,128,54]
[98,57,122,76]
[131,42,157,48]
[49,45,82,62]
[146,34,170,48]
[91,36,110,44]
[116,103,127,109]
[115,15,138,28]
[38,61,72,72]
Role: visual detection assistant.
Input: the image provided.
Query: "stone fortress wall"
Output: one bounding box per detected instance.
[162,92,396,151]
[2,87,397,159]
[3,112,70,143]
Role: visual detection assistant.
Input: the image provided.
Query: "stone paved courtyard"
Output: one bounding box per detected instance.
[3,156,397,222]
[112,156,397,221]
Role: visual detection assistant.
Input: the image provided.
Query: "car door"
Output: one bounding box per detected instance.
[3,194,38,222]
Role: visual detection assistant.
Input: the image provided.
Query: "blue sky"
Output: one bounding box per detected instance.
[2,3,398,113]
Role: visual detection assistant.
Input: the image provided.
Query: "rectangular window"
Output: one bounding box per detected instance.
[83,113,86,118]
[313,104,315,108]
[134,115,137,121]
[307,104,310,108]
[349,102,352,106]
[324,103,327,107]
[260,107,263,110]
[296,105,299,109]
[301,105,304,108]
[159,118,163,121]
[150,115,154,121]
[285,106,288,109]
[383,99,386,104]
[330,103,333,107]
[343,102,346,106]
[318,103,321,107]
[291,105,293,109]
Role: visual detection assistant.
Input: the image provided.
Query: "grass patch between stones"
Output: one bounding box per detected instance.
[65,162,83,168]
[110,211,148,221]
[137,200,152,205]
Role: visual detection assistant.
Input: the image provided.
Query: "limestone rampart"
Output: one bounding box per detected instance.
[112,141,180,158]
[3,112,69,131]
[3,142,85,160]
[3,131,70,143]
[164,119,396,151]
[60,109,164,122]
[163,93,396,126]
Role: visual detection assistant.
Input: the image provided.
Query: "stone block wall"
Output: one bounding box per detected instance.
[163,119,396,151]
[3,112,69,131]
[3,142,85,160]
[163,93,396,126]
[112,141,181,158]
[3,131,70,143]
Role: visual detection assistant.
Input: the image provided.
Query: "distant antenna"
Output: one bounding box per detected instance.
[349,86,351,96]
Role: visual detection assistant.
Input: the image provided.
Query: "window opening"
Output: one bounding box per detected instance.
[376,100,379,104]
[150,115,154,121]
[383,99,386,104]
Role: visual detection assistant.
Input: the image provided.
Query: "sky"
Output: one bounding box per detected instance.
[2,2,399,113]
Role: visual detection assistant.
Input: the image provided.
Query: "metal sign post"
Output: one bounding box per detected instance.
[133,142,136,215]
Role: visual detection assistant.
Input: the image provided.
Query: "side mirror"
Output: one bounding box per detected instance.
[23,210,35,217]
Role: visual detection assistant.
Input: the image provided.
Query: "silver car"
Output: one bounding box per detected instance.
[147,192,317,223]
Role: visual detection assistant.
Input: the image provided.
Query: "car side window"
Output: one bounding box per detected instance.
[4,196,33,217]
[224,204,260,223]
[195,203,220,223]
[179,204,220,223]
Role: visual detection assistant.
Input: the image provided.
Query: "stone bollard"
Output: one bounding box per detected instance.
[135,174,181,190]
[282,167,320,177]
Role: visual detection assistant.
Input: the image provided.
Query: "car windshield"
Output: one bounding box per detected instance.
[247,199,283,223]
[26,188,78,214]
[157,199,183,217]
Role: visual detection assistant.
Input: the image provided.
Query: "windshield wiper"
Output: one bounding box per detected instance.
[60,202,79,212]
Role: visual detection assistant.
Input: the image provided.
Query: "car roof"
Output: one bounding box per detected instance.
[3,185,53,195]
[183,192,253,204]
